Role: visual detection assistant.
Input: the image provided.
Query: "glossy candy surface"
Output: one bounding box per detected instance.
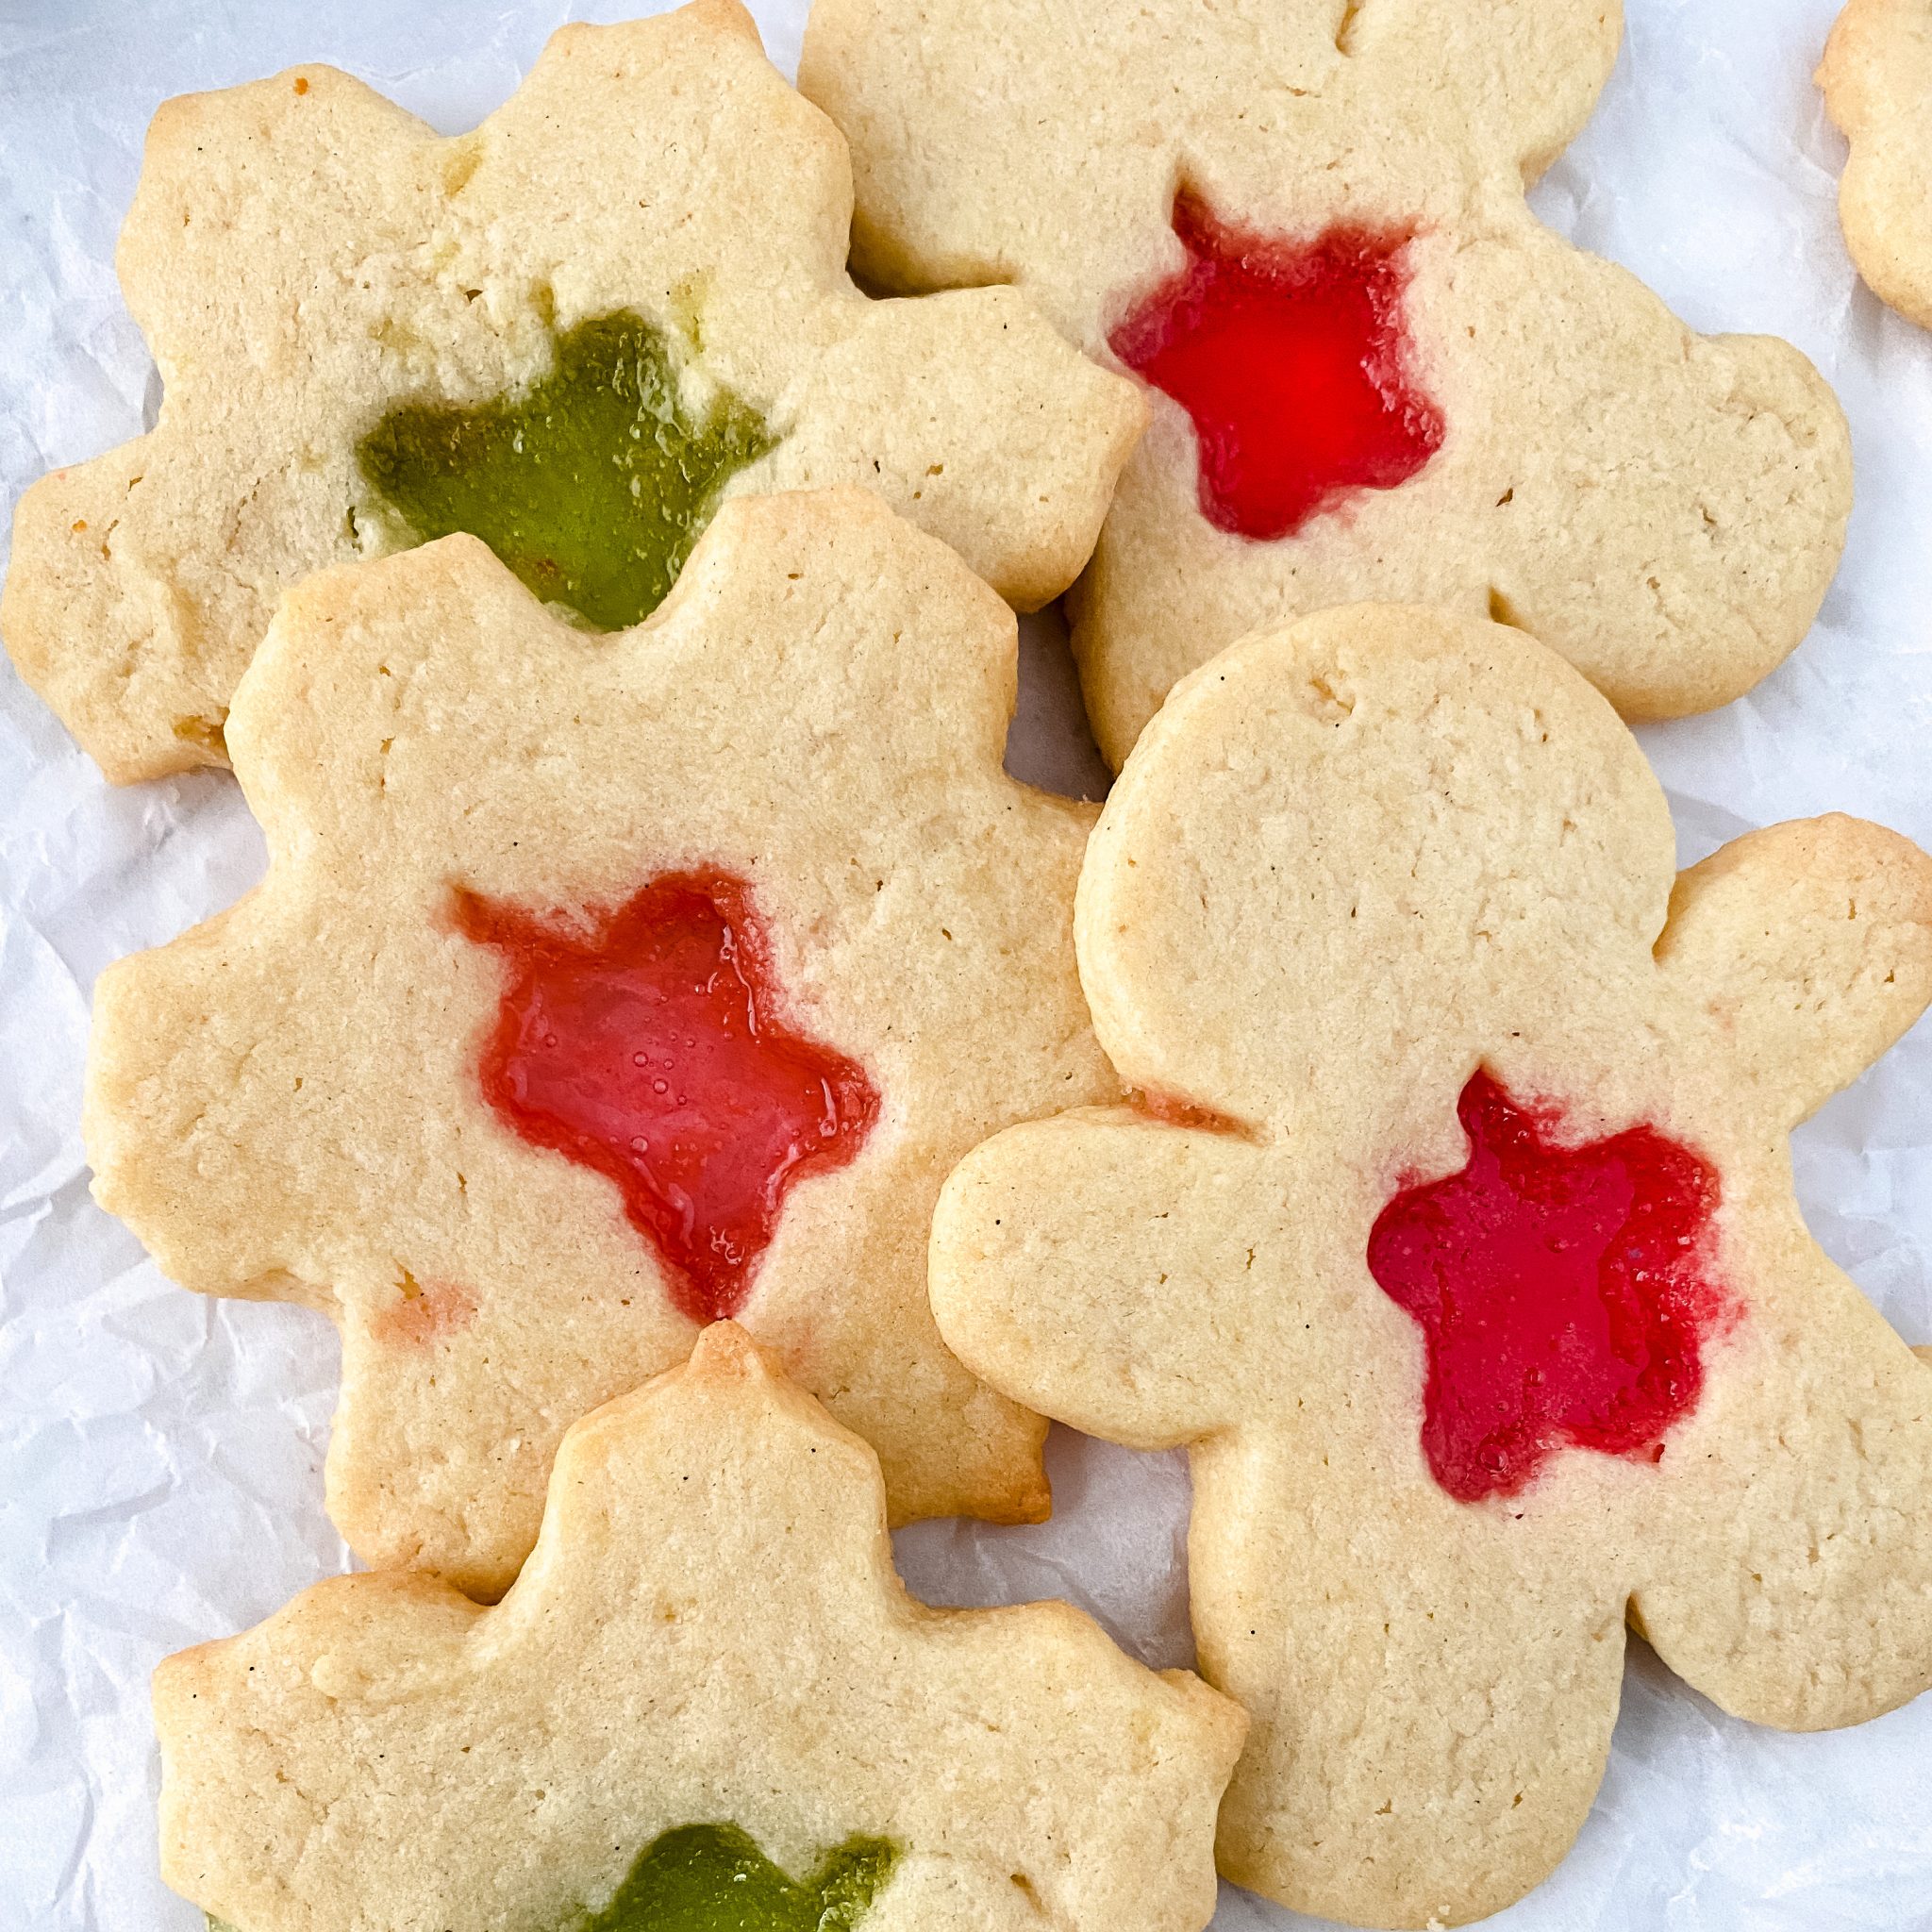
[359,311,774,630]
[457,872,878,1324]
[1109,197,1442,540]
[582,1824,897,1932]
[1368,1073,1725,1501]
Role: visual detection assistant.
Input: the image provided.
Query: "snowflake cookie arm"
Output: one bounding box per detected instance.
[2,66,428,781]
[1821,0,1932,327]
[1655,814,1932,1134]
[760,286,1145,612]
[155,1326,1243,1932]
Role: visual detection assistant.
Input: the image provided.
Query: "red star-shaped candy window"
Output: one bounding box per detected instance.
[1108,195,1444,541]
[456,871,879,1324]
[1368,1072,1726,1501]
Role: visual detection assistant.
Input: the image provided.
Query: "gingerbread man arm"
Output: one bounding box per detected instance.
[1335,0,1623,182]
[1635,815,1932,1727]
[1656,814,1932,1133]
[1820,0,1932,327]
[931,1108,1279,1446]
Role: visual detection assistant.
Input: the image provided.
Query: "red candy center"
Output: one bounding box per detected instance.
[1108,195,1443,540]
[1367,1073,1725,1502]
[455,873,879,1324]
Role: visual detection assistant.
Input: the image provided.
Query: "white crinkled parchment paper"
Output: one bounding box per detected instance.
[3,2,1930,1926]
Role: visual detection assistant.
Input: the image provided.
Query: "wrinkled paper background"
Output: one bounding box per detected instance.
[4,1,1931,1926]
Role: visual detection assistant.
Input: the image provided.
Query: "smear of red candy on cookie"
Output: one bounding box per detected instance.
[1108,195,1443,539]
[373,1277,477,1346]
[1367,1073,1726,1502]
[1131,1087,1246,1135]
[454,873,878,1324]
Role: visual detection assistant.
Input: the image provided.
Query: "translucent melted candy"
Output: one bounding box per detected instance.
[1109,196,1443,539]
[456,872,878,1324]
[204,1825,897,1932]
[582,1824,897,1932]
[1367,1073,1725,1501]
[359,311,774,629]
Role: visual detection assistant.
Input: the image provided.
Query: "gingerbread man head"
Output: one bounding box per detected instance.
[802,0,1854,765]
[930,603,1932,1927]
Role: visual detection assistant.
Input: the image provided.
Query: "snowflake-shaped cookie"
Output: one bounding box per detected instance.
[2,0,1141,783]
[86,488,1118,1599]
[156,1324,1246,1932]
[929,603,1932,1926]
[1821,0,1932,327]
[802,0,1855,766]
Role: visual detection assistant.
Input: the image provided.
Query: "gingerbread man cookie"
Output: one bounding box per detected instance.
[156,1324,1246,1932]
[2,0,1141,783]
[1821,0,1932,327]
[928,603,1932,1927]
[801,0,1855,766]
[87,488,1118,1599]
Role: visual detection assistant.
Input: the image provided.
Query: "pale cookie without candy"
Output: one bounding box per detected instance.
[929,603,1932,1928]
[1,0,1141,784]
[156,1324,1246,1932]
[87,488,1120,1599]
[1821,0,1932,327]
[802,0,1855,767]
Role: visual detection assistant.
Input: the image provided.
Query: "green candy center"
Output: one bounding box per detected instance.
[204,1824,893,1932]
[358,311,776,631]
[581,1824,897,1932]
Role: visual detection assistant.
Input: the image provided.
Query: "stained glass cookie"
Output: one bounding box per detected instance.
[87,489,1116,1597]
[929,602,1932,1925]
[2,0,1140,781]
[158,1325,1244,1932]
[802,0,1855,765]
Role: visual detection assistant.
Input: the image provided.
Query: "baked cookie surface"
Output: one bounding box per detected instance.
[1821,0,1932,326]
[801,0,1855,766]
[1,0,1141,783]
[928,603,1932,1927]
[156,1324,1245,1932]
[86,487,1118,1599]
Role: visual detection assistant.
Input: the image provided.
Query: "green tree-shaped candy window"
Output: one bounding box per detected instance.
[358,312,776,631]
[583,1824,896,1931]
[205,1823,895,1932]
